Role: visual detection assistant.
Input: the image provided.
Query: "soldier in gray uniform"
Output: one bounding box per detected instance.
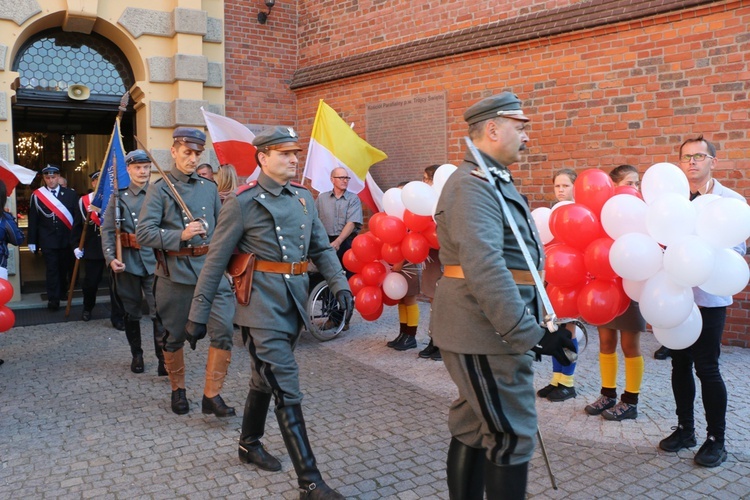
[101,150,166,376]
[430,92,575,499]
[186,127,352,500]
[136,128,236,418]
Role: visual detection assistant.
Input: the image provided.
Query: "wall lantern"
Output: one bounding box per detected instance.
[258,0,276,24]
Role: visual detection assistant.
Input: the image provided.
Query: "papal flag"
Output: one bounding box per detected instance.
[302,100,388,212]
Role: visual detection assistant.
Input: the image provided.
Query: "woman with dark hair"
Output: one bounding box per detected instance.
[0,179,25,281]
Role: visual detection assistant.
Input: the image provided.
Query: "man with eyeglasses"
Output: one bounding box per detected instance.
[315,167,363,281]
[658,135,747,468]
[27,164,78,310]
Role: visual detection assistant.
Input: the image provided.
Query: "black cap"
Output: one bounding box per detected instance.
[41,164,61,175]
[172,127,206,152]
[464,92,530,125]
[89,171,101,181]
[125,149,151,165]
[252,126,303,152]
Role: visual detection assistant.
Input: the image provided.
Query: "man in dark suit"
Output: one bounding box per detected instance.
[28,164,78,310]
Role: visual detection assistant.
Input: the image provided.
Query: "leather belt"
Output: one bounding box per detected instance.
[254,259,308,275]
[166,246,210,257]
[443,265,543,286]
[119,233,141,249]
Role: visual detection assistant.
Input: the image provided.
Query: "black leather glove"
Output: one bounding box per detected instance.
[185,320,207,351]
[531,327,578,366]
[336,290,354,324]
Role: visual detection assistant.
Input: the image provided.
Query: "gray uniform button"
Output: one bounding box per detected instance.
[284,274,290,279]
[260,194,266,199]
[300,224,305,229]
[299,245,304,249]
[282,245,287,250]
[276,226,281,231]
[300,235,304,239]
[283,255,288,260]
[278,236,284,241]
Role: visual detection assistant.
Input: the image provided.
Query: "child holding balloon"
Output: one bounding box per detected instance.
[537,169,580,402]
[584,165,646,421]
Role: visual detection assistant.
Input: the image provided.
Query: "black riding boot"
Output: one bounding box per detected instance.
[124,318,144,373]
[276,405,344,499]
[484,460,528,500]
[446,438,485,500]
[239,390,282,471]
[153,318,167,376]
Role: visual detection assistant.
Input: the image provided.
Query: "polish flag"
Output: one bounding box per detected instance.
[201,107,259,179]
[0,156,37,195]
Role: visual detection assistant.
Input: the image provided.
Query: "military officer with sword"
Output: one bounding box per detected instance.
[430,92,577,499]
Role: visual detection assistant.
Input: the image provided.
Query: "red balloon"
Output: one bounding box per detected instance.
[0,305,15,332]
[614,185,643,200]
[0,279,13,305]
[547,283,583,318]
[355,286,383,316]
[574,168,615,216]
[342,249,365,274]
[403,210,433,233]
[360,303,384,321]
[380,242,404,265]
[549,203,603,251]
[422,222,440,249]
[371,215,407,245]
[360,261,388,287]
[401,232,430,264]
[544,244,587,287]
[382,294,400,306]
[348,274,365,296]
[583,237,617,279]
[367,212,387,232]
[351,233,382,263]
[577,279,624,326]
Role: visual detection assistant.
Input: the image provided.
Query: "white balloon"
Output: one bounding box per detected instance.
[638,270,694,329]
[663,235,716,287]
[691,193,720,212]
[531,207,553,244]
[646,193,696,246]
[622,278,646,302]
[600,194,649,239]
[382,188,405,219]
[609,233,663,281]
[551,200,573,212]
[641,162,690,205]
[698,247,750,296]
[401,181,438,216]
[382,272,408,300]
[574,325,584,342]
[432,163,457,195]
[695,197,750,249]
[652,304,703,350]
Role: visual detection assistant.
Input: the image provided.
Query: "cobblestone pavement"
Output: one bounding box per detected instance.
[0,302,748,499]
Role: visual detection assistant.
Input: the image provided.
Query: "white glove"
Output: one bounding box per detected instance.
[28,244,37,253]
[74,248,84,259]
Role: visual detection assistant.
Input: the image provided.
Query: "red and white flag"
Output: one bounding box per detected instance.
[201,107,259,179]
[0,156,37,195]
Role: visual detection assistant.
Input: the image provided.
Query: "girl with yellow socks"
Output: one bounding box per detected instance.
[584,165,646,420]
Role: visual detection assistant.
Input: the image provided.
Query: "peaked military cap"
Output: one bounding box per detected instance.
[252,126,303,152]
[125,149,151,165]
[464,92,530,125]
[89,171,101,181]
[41,164,61,175]
[172,127,206,152]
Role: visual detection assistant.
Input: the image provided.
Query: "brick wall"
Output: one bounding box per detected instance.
[225,0,750,345]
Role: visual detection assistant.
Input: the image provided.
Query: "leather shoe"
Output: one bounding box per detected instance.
[202,394,236,418]
[131,354,144,374]
[112,320,125,331]
[47,300,60,311]
[82,310,91,321]
[654,346,671,360]
[392,334,417,351]
[157,359,168,377]
[171,388,189,415]
[239,442,282,471]
[387,332,406,348]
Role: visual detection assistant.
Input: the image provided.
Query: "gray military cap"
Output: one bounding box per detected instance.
[125,149,150,165]
[172,127,206,152]
[464,92,530,125]
[252,126,303,152]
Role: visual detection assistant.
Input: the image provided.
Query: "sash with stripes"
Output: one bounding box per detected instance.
[80,192,102,226]
[34,188,73,230]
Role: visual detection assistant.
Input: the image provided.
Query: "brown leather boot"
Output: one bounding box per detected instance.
[163,348,189,415]
[202,346,236,417]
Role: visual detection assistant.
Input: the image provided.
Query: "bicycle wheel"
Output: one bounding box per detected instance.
[306,280,346,341]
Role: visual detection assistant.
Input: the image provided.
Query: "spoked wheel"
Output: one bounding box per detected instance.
[306,280,346,341]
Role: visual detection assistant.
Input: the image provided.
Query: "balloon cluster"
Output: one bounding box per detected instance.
[0,279,16,333]
[343,164,457,321]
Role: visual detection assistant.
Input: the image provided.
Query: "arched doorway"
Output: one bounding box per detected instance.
[11,28,136,295]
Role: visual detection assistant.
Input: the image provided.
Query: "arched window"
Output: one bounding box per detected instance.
[13,29,134,95]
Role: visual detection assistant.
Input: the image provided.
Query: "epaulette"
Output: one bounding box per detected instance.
[470,168,490,182]
[236,181,256,195]
[290,181,309,191]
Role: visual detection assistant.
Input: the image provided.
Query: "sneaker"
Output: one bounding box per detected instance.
[392,335,417,351]
[536,384,557,398]
[584,395,617,415]
[602,401,637,421]
[419,341,438,359]
[694,436,727,467]
[429,348,442,361]
[387,332,406,348]
[659,425,697,452]
[546,385,576,402]
[654,346,671,360]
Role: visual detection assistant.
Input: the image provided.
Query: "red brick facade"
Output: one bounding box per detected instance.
[224,0,750,346]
